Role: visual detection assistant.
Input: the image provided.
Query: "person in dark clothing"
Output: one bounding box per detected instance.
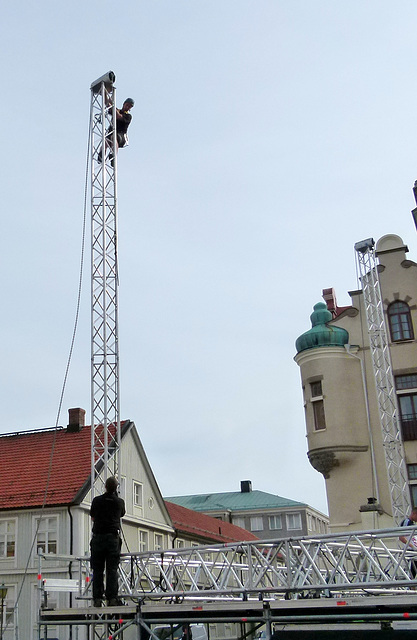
[97,98,134,165]
[115,98,134,149]
[90,476,126,606]
[400,507,417,579]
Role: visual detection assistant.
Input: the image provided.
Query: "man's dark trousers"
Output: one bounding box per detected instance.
[90,532,121,600]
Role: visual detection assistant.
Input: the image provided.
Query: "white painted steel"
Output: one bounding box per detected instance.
[112,527,417,598]
[38,527,417,601]
[37,528,417,640]
[90,73,121,499]
[355,239,411,524]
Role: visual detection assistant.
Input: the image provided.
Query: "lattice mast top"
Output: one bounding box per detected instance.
[90,71,121,500]
[354,238,411,523]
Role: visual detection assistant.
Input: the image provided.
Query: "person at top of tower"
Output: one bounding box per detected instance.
[115,98,134,149]
[97,98,134,164]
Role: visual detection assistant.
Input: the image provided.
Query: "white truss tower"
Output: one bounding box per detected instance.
[354,238,410,523]
[90,71,121,499]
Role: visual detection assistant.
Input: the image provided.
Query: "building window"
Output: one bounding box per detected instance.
[133,482,143,508]
[154,533,164,551]
[408,464,417,480]
[411,485,417,508]
[268,515,282,530]
[310,381,326,431]
[388,301,414,341]
[138,530,148,552]
[310,381,322,397]
[176,539,185,549]
[5,589,15,631]
[35,517,57,555]
[250,517,263,531]
[0,520,16,558]
[118,476,126,500]
[397,374,417,390]
[232,517,245,529]
[1,586,15,634]
[396,375,417,441]
[286,513,302,530]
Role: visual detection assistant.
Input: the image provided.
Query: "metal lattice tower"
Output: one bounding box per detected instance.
[354,238,411,523]
[90,71,121,499]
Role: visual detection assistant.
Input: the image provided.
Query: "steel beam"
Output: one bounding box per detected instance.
[355,239,411,523]
[90,71,121,499]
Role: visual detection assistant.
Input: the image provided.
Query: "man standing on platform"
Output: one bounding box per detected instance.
[90,476,126,606]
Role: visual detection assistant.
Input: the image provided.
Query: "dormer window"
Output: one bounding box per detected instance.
[388,301,414,341]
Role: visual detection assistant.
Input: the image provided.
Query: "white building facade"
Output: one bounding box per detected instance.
[295,234,417,532]
[0,418,174,640]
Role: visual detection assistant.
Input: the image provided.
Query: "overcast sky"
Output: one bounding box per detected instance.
[2,2,417,515]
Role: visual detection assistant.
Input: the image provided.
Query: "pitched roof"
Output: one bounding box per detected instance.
[0,423,129,510]
[166,490,306,512]
[165,501,258,544]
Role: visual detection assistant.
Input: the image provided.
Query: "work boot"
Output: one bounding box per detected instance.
[108,597,124,606]
[93,599,102,607]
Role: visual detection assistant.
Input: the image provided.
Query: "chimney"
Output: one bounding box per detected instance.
[322,287,338,316]
[67,407,85,433]
[240,480,252,493]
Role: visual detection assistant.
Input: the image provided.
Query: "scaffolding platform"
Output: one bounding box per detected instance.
[38,527,417,637]
[39,593,417,631]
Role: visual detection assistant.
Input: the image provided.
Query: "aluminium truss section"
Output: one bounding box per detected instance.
[63,527,417,601]
[37,529,417,639]
[355,238,411,524]
[114,527,417,599]
[90,71,121,499]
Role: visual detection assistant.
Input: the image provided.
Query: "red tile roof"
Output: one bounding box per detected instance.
[0,424,257,547]
[165,500,258,544]
[0,426,94,509]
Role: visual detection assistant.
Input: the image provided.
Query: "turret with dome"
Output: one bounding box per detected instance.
[295,302,349,354]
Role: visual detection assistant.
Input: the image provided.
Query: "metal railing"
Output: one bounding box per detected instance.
[38,526,417,604]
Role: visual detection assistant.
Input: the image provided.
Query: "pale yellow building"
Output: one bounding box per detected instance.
[294,234,417,532]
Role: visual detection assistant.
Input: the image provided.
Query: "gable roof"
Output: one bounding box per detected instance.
[165,501,258,544]
[165,490,306,513]
[0,422,132,510]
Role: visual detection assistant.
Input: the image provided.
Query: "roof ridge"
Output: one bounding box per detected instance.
[0,426,65,439]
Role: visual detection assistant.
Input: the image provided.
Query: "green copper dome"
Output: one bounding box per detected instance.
[295,302,349,353]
